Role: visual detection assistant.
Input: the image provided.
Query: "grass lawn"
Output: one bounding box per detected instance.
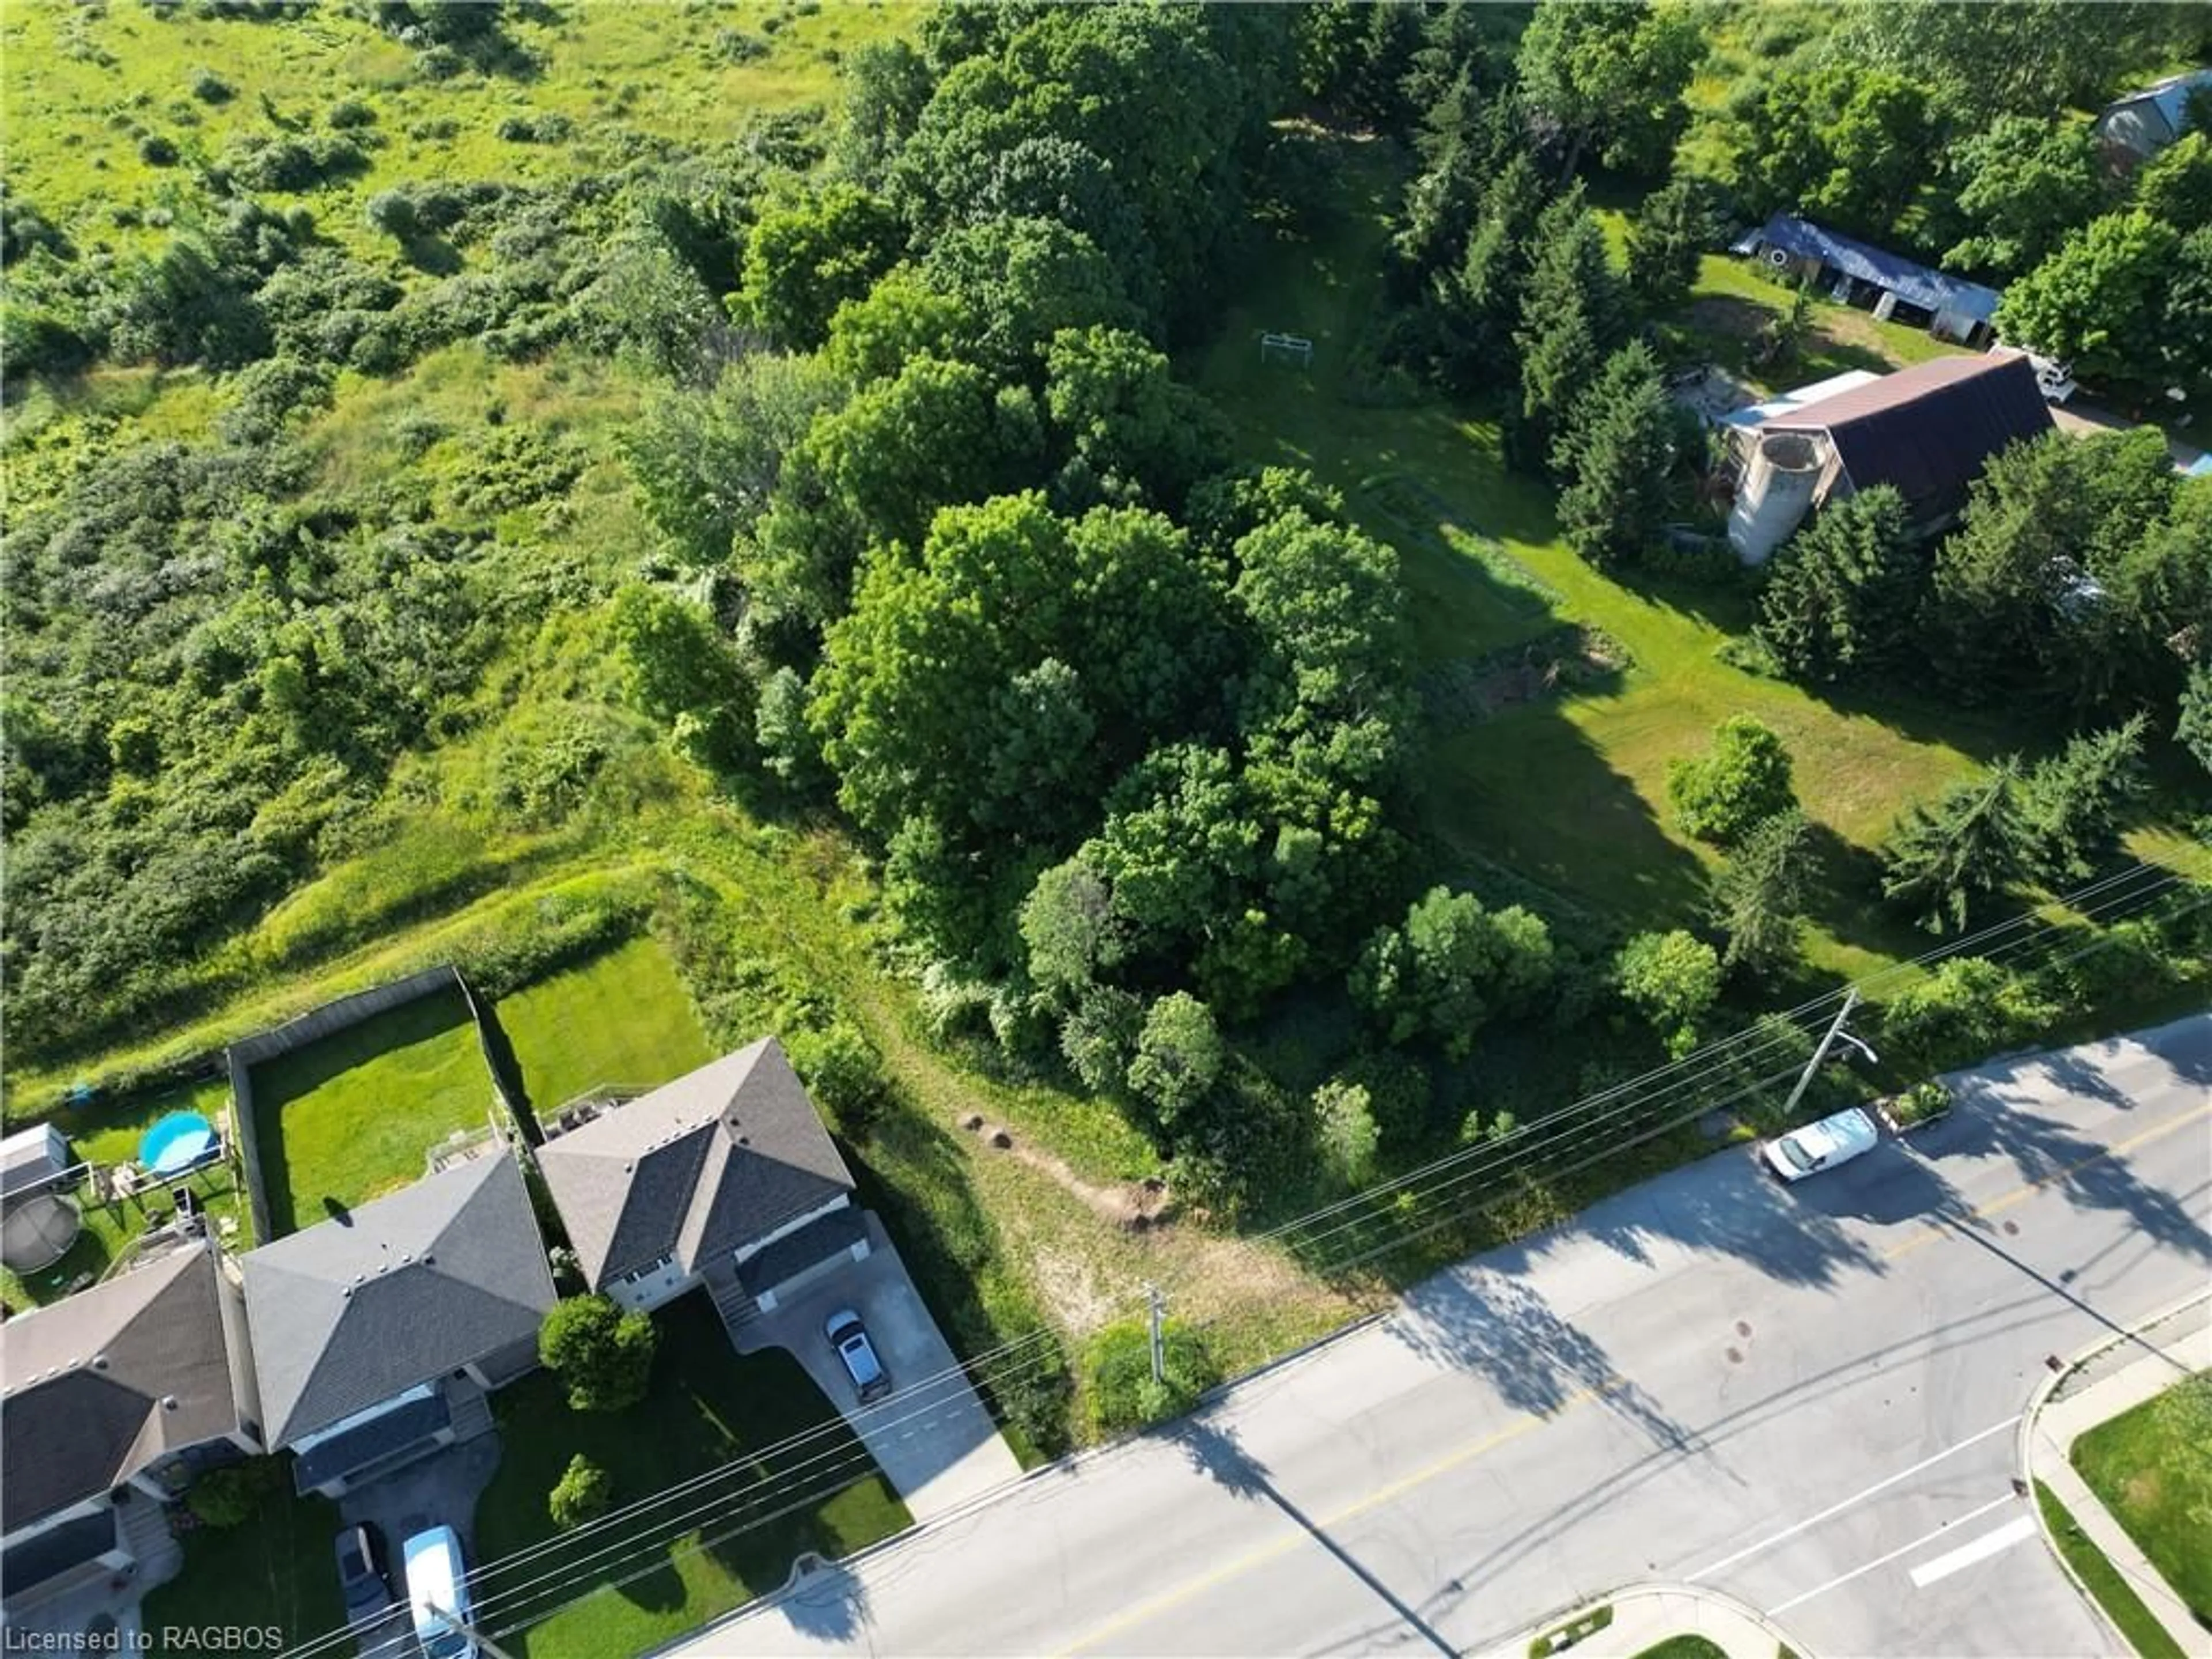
[495,934,714,1116]
[2033,1479,2192,1659]
[1630,1639,1728,1659]
[1194,134,2028,991]
[141,1483,344,1657]
[249,984,495,1236]
[2071,1372,2212,1627]
[472,1293,908,1657]
[2,1076,249,1312]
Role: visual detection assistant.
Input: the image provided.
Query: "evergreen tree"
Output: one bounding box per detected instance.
[2180,663,2212,778]
[1552,340,1676,567]
[1436,151,1546,387]
[1513,187,1624,467]
[1623,176,1711,315]
[1879,767,2026,934]
[1711,808,1813,978]
[2016,718,2147,886]
[1753,486,1925,685]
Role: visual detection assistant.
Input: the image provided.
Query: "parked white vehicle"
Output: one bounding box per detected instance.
[1762,1106,1880,1183]
[403,1526,475,1659]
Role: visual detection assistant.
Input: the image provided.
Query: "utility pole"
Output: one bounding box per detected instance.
[1779,988,1861,1123]
[1146,1282,1166,1385]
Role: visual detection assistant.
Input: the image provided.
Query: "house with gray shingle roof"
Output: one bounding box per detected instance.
[1,1239,259,1604]
[535,1038,866,1323]
[240,1150,553,1497]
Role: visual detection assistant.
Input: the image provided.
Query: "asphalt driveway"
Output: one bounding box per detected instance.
[733,1210,1019,1521]
[334,1430,501,1655]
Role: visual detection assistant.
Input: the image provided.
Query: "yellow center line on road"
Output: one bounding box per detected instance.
[1052,1099,2211,1656]
[1055,1383,1611,1656]
[1881,1100,2211,1263]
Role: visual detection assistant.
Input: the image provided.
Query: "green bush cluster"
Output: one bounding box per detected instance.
[547,1453,613,1531]
[184,1456,286,1529]
[537,1295,658,1414]
[1082,1318,1220,1437]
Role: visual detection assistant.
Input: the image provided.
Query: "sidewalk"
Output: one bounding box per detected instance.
[1494,1581,1806,1659]
[2024,1298,2211,1659]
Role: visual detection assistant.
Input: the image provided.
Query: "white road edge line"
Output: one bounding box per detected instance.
[1907,1514,2038,1588]
[1687,1414,2021,1580]
[1768,1493,2020,1615]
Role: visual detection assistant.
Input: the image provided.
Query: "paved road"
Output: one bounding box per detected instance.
[675,1017,2212,1658]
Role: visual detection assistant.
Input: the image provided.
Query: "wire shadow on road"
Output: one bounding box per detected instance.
[1402,1283,2071,1646]
[1176,1415,1459,1659]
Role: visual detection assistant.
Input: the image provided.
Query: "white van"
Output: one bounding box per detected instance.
[402,1526,476,1659]
[1762,1106,1880,1183]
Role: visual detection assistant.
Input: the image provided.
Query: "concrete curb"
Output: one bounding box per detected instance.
[649,1305,1398,1655]
[1494,1578,1813,1659]
[2016,1286,2211,1656]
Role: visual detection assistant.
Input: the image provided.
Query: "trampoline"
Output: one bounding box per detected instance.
[140,1112,218,1179]
[1,1193,83,1274]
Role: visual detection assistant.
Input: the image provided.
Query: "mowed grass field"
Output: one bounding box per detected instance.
[2071,1374,2212,1626]
[1193,134,2198,994]
[475,1294,908,1659]
[496,934,715,1114]
[249,983,494,1233]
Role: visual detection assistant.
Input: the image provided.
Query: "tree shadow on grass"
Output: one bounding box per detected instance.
[1797,819,1924,961]
[1422,710,1714,934]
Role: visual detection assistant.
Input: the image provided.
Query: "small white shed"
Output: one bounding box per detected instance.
[1,1123,71,1199]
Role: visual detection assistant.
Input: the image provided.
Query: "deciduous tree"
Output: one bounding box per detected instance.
[1668,715,1797,846]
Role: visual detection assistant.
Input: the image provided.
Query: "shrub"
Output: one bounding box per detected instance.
[1667,715,1797,844]
[1313,1078,1380,1190]
[217,354,335,446]
[1334,1047,1433,1152]
[785,1018,889,1131]
[1615,929,1722,1057]
[538,1294,658,1412]
[548,1453,613,1531]
[139,133,180,166]
[1890,1080,1953,1127]
[365,190,420,242]
[185,1457,284,1528]
[1877,957,2058,1075]
[221,132,368,192]
[327,96,377,130]
[496,112,573,143]
[1082,1318,1220,1436]
[189,66,233,103]
[982,1331,1074,1458]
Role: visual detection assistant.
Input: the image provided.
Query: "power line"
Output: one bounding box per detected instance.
[1192,864,2192,1283]
[276,862,2203,1656]
[274,1331,1088,1659]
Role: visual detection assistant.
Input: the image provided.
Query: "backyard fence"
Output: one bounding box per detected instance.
[225,965,530,1240]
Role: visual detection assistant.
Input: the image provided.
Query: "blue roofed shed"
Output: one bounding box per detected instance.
[1749,215,2003,344]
